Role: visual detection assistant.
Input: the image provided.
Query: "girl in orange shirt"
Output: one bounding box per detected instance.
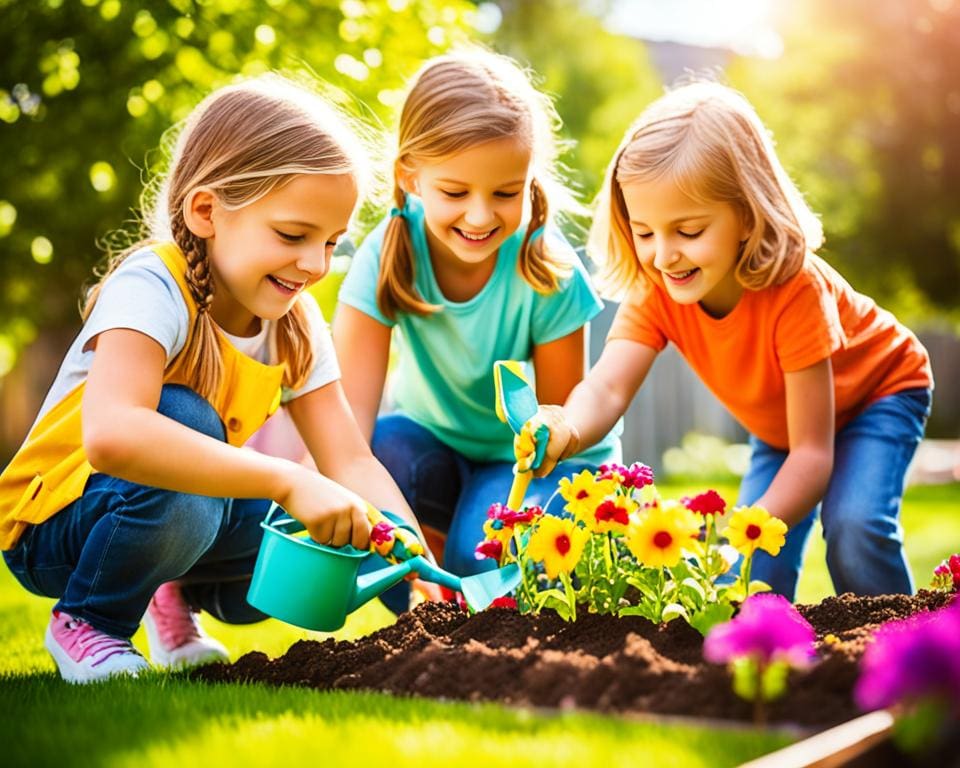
[528,81,932,600]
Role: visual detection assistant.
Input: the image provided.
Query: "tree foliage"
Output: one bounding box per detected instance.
[0,0,478,369]
[728,0,960,321]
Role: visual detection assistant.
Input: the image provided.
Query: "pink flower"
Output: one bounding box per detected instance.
[704,594,816,667]
[474,539,504,561]
[599,462,655,489]
[682,489,727,516]
[932,554,960,592]
[369,521,395,546]
[486,503,543,528]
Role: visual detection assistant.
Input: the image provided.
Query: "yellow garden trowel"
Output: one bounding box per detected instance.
[494,360,549,510]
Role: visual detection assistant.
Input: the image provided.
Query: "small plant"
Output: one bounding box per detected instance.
[703,594,817,726]
[931,554,960,592]
[854,597,960,754]
[474,463,783,635]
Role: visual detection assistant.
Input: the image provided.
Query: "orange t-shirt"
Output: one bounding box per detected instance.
[607,255,932,450]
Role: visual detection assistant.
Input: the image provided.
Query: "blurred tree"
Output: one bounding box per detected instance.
[490,0,661,201]
[0,0,479,373]
[728,0,960,322]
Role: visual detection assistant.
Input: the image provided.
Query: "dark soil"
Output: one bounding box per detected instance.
[194,590,954,729]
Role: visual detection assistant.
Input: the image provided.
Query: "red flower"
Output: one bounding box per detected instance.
[486,502,542,527]
[595,499,630,526]
[681,489,727,516]
[490,596,518,609]
[474,539,504,561]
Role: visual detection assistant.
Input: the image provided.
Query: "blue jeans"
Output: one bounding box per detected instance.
[366,412,597,613]
[3,385,271,638]
[735,388,931,601]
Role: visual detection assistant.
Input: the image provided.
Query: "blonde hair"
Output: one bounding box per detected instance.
[85,74,371,401]
[590,80,823,300]
[378,47,580,319]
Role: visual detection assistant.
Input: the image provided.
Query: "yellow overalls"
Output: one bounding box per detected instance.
[0,243,285,550]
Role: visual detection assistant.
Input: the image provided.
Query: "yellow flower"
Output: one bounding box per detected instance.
[626,502,701,568]
[722,505,788,557]
[482,518,513,546]
[526,515,589,579]
[558,470,615,524]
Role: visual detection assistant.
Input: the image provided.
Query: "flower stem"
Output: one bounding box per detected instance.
[560,570,577,622]
[742,553,753,601]
[656,566,665,622]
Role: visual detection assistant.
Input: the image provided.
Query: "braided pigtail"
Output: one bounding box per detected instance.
[171,209,223,402]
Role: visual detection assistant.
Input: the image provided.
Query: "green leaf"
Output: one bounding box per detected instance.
[661,603,689,623]
[689,602,735,637]
[731,657,760,701]
[760,660,790,702]
[748,580,772,594]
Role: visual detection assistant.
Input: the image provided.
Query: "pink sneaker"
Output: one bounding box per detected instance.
[143,582,229,669]
[45,610,151,684]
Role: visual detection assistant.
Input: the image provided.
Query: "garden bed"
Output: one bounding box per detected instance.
[195,589,951,729]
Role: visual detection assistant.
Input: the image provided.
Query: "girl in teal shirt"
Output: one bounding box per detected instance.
[335,49,620,612]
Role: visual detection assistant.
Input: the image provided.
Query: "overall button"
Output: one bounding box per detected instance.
[227,417,242,433]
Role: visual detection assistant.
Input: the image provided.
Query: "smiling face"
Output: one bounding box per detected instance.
[407,136,532,271]
[621,175,750,317]
[200,173,357,336]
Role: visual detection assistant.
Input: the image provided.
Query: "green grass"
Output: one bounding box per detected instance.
[3,483,957,767]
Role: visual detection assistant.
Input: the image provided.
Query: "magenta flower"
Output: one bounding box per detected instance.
[681,489,727,516]
[704,593,816,667]
[486,502,543,528]
[854,597,960,713]
[598,462,655,489]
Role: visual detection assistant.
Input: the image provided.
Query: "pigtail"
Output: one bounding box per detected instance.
[275,298,314,390]
[516,177,567,294]
[376,186,440,320]
[171,210,223,403]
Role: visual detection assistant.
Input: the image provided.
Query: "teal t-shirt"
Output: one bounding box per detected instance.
[338,195,622,464]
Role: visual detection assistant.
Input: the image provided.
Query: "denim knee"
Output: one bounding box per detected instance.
[149,490,226,564]
[157,384,225,441]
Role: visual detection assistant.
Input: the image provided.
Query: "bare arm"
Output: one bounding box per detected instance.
[332,304,391,442]
[287,379,427,543]
[533,339,659,476]
[754,358,835,527]
[531,327,588,406]
[82,328,369,548]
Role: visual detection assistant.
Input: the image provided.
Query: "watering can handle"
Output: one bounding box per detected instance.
[366,505,425,565]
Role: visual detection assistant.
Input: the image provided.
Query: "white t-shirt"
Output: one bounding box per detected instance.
[34,247,340,428]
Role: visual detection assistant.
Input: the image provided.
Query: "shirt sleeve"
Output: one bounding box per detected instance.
[774,266,845,372]
[283,293,342,401]
[79,252,190,363]
[605,283,669,351]
[336,217,396,328]
[531,230,605,344]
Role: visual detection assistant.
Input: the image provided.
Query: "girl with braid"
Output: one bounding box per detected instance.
[334,49,621,614]
[0,75,432,683]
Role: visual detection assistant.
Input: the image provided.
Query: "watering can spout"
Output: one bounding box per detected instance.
[348,560,416,613]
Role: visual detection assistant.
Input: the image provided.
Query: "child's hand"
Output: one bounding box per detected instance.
[279,467,371,550]
[521,405,580,478]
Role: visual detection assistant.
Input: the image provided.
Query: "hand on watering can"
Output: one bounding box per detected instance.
[521,405,581,478]
[277,465,371,549]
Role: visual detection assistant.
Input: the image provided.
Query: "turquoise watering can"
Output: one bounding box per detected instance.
[247,504,521,631]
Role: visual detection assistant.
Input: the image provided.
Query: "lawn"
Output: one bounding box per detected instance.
[1,482,957,767]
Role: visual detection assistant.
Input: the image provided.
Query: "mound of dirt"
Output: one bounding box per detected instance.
[194,590,954,728]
